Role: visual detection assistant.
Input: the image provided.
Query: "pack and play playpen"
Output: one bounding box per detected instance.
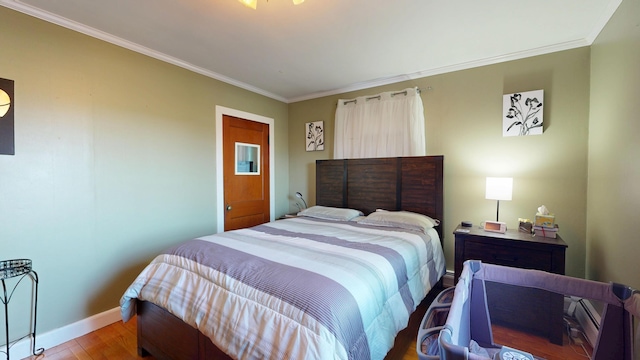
[418,260,640,360]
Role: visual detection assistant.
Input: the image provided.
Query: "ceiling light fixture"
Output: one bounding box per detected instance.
[239,0,258,9]
[239,0,304,10]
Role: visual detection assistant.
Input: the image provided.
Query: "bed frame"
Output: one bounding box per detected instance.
[136,155,444,359]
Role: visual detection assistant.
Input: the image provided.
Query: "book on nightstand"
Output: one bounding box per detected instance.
[533,224,559,238]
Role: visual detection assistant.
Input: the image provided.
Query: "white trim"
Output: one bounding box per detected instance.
[442,270,455,288]
[0,0,287,103]
[9,307,121,360]
[575,298,601,347]
[215,106,275,234]
[0,0,621,104]
[287,39,591,103]
[585,0,623,44]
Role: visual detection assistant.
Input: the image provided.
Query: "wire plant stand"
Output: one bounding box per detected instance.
[1,259,44,360]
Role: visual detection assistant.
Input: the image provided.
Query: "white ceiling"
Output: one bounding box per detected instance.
[1,0,621,103]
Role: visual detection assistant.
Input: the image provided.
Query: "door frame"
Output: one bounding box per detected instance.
[215,105,275,233]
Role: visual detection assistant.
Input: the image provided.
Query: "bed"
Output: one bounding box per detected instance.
[120,155,445,360]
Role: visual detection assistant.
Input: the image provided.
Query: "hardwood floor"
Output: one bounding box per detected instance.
[22,317,150,360]
[492,324,592,360]
[22,290,592,360]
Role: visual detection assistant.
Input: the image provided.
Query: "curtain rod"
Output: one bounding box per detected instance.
[341,87,430,106]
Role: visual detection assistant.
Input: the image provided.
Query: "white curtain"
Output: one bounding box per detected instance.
[334,87,425,159]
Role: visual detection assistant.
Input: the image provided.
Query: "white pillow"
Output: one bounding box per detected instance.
[297,206,363,221]
[357,210,440,233]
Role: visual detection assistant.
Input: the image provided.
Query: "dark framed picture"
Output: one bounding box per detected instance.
[0,77,15,155]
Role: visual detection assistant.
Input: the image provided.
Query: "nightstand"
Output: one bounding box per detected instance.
[453,225,568,345]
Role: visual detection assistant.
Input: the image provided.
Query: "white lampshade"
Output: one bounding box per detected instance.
[485,177,513,201]
[239,0,303,8]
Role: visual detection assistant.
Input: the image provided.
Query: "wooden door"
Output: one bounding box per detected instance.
[223,115,270,231]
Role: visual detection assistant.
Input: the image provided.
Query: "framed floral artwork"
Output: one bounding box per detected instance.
[503,89,544,136]
[306,121,324,151]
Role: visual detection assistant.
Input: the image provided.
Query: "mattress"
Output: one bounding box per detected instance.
[120,217,445,360]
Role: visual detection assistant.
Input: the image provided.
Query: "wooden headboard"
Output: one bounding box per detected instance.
[316,155,444,240]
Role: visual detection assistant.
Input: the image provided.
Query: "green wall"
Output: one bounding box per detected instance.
[2,0,639,345]
[587,0,640,290]
[289,48,591,280]
[0,7,289,336]
[289,0,640,291]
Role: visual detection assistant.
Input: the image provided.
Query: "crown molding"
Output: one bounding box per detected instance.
[288,0,623,103]
[0,0,288,103]
[584,0,622,43]
[2,0,621,104]
[288,38,592,103]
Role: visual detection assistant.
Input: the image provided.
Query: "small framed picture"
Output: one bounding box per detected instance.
[503,89,544,137]
[0,77,15,155]
[305,121,324,151]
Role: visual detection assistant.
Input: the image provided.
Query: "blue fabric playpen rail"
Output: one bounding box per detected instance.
[417,260,640,360]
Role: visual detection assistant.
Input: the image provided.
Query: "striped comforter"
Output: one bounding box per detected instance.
[120,217,445,360]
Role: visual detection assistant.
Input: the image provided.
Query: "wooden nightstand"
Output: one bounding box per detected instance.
[453,225,568,345]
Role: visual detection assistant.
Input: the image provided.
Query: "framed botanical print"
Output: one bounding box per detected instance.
[503,89,544,137]
[306,121,324,151]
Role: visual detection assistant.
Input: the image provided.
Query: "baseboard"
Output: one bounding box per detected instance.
[9,307,121,359]
[443,270,454,288]
[574,298,601,347]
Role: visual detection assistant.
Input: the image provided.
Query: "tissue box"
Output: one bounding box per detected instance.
[534,214,555,228]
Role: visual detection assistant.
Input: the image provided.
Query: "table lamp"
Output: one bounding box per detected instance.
[295,192,307,209]
[485,177,513,222]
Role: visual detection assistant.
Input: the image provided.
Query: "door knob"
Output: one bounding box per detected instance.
[226,205,232,211]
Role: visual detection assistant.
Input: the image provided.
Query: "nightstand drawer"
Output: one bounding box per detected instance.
[464,242,552,272]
